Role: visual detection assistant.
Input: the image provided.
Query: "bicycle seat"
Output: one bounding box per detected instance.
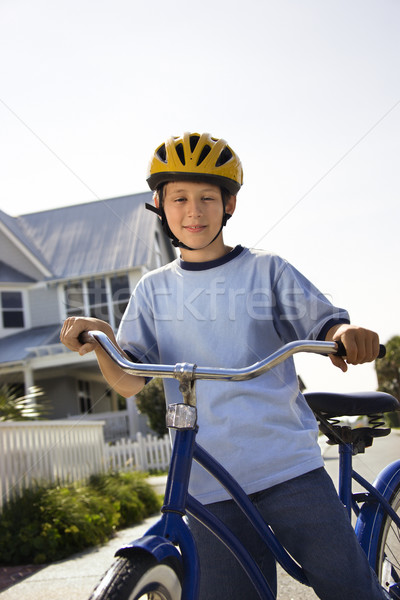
[304,391,400,418]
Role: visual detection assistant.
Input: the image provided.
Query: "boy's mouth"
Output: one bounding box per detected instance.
[184,225,207,233]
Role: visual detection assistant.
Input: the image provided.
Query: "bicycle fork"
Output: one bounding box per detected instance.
[145,426,201,600]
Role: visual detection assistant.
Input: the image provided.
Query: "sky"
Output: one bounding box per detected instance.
[1,0,399,393]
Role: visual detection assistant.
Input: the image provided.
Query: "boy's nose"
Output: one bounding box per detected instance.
[187,199,202,216]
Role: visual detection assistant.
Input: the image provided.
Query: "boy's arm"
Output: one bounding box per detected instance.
[325,323,380,372]
[60,317,146,397]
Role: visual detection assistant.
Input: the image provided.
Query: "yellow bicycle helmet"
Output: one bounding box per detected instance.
[146,132,243,195]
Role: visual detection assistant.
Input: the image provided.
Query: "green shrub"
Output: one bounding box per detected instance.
[122,471,162,515]
[0,472,161,566]
[88,471,160,528]
[135,378,167,437]
[0,484,118,565]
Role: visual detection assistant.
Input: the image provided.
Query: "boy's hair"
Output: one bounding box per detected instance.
[146,132,243,196]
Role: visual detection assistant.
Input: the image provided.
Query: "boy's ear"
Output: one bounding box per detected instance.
[225,195,237,217]
[145,190,163,219]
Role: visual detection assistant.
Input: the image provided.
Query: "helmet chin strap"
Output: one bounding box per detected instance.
[145,203,231,251]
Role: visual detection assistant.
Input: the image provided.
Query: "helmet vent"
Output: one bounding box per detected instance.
[189,134,200,152]
[216,146,233,167]
[156,144,167,163]
[197,144,211,165]
[175,143,186,165]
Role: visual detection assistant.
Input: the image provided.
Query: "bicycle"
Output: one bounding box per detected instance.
[81,331,400,600]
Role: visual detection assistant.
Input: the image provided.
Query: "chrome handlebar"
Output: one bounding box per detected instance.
[79,330,341,383]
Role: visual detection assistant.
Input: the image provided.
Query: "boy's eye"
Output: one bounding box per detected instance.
[170,195,217,203]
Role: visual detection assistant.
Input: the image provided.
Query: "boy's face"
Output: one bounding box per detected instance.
[157,180,236,260]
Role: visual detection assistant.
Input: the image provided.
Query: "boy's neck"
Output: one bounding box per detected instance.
[179,239,233,263]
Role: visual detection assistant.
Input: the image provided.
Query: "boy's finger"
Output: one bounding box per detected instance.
[340,337,358,364]
[364,334,380,362]
[79,342,97,356]
[329,354,348,372]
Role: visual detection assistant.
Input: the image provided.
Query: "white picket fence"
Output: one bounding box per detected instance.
[67,410,131,442]
[105,433,171,473]
[0,420,105,509]
[0,421,171,510]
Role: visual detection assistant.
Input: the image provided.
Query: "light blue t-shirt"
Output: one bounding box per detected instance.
[117,246,349,504]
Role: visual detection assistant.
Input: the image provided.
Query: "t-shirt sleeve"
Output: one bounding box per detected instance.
[116,277,160,366]
[271,259,350,343]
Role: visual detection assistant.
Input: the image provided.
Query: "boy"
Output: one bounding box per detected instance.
[61,132,386,599]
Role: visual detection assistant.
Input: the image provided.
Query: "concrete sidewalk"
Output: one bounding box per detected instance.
[0,475,168,599]
[0,513,162,599]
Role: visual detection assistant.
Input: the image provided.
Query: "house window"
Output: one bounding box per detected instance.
[110,275,130,328]
[78,380,92,414]
[64,275,130,330]
[88,278,109,321]
[64,282,85,317]
[1,291,25,328]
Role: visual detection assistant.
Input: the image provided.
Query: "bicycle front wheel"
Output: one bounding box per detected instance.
[375,483,400,593]
[89,555,182,600]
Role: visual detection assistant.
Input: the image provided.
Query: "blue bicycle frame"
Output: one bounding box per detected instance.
[82,331,400,599]
[118,425,400,599]
[133,427,310,600]
[117,429,400,600]
[339,442,400,570]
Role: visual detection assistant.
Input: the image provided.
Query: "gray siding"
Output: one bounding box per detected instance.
[90,381,114,414]
[39,376,111,418]
[29,285,61,327]
[39,376,77,419]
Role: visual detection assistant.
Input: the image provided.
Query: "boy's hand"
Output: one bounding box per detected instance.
[61,317,145,397]
[60,317,115,356]
[325,324,380,372]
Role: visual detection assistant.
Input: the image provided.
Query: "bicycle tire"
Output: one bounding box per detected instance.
[89,554,182,600]
[375,482,400,594]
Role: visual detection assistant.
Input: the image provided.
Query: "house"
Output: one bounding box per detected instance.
[0,193,175,438]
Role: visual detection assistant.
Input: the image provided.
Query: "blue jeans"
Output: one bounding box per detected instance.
[188,468,386,599]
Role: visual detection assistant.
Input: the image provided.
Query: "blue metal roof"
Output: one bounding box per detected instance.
[0,209,50,271]
[0,324,61,364]
[1,192,168,280]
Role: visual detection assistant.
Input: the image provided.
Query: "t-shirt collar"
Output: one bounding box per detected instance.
[179,245,244,271]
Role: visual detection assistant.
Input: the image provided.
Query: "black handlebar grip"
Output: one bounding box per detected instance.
[335,341,386,359]
[378,344,386,358]
[78,331,92,345]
